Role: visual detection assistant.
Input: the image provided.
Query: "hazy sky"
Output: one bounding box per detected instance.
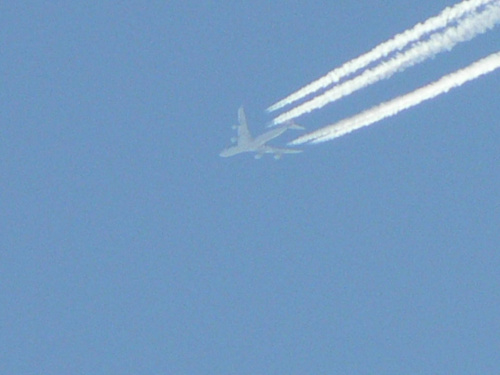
[1,1,499,374]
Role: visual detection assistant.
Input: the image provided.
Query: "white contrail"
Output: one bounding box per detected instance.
[267,0,495,113]
[289,51,500,145]
[272,2,500,126]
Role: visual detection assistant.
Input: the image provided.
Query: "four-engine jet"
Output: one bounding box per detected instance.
[220,106,303,159]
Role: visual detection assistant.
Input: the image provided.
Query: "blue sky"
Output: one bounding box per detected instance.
[1,1,499,374]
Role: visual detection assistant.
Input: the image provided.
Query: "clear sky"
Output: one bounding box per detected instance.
[1,1,499,374]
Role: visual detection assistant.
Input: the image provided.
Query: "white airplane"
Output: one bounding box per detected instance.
[220,106,304,159]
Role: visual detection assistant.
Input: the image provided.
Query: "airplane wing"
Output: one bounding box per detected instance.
[235,106,252,145]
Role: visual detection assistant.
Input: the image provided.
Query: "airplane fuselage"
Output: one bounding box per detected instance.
[219,127,288,157]
[220,106,303,158]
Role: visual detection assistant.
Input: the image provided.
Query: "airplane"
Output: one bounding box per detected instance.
[219,106,304,159]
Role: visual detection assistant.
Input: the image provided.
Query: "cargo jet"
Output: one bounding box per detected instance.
[220,106,303,159]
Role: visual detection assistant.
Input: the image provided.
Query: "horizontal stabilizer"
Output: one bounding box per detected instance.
[287,122,305,130]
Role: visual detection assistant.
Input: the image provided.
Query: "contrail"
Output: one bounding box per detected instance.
[272,2,500,126]
[289,51,500,145]
[267,0,495,113]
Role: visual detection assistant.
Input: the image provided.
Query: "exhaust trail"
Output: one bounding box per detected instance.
[267,0,495,113]
[289,51,500,145]
[272,2,500,126]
